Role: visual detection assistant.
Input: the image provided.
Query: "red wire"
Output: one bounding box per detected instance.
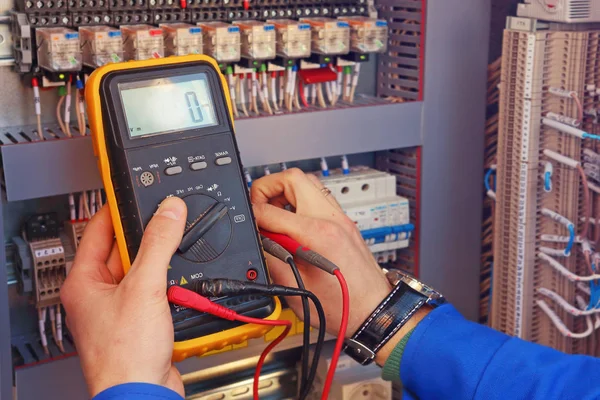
[254,324,291,399]
[298,80,309,107]
[167,286,292,400]
[321,270,349,400]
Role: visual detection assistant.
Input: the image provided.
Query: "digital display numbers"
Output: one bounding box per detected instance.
[119,72,218,138]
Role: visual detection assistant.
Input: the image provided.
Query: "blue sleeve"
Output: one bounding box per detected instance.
[92,383,184,400]
[401,304,600,400]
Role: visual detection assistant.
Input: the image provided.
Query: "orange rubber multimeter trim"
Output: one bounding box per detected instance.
[85,55,281,362]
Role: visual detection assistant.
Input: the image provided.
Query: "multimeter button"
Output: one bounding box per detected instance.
[165,166,183,176]
[215,157,232,166]
[190,161,208,171]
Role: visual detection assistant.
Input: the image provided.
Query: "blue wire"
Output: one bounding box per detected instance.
[544,171,551,191]
[564,224,575,256]
[484,168,494,192]
[583,133,600,140]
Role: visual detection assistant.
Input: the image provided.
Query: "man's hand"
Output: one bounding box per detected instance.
[61,197,187,398]
[251,168,393,339]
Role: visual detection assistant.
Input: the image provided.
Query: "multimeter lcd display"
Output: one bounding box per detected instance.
[119,73,218,137]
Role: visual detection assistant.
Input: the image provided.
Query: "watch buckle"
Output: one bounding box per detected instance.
[345,339,376,365]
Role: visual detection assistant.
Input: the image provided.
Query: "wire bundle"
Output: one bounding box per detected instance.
[168,234,350,400]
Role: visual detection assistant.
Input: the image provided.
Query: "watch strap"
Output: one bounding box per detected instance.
[344,282,427,365]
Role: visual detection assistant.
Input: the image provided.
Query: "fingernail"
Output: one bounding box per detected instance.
[156,197,184,221]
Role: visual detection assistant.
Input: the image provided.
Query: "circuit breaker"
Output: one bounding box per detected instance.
[317,167,412,263]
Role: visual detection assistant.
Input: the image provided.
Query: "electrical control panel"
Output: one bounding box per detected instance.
[317,167,412,263]
[161,23,203,56]
[121,24,164,60]
[198,21,240,64]
[233,20,276,62]
[35,27,82,72]
[268,19,312,60]
[80,25,124,68]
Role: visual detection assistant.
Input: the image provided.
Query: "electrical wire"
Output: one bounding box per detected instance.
[298,80,309,108]
[317,84,327,108]
[321,270,349,400]
[64,78,73,137]
[56,96,68,136]
[286,258,310,397]
[237,74,249,117]
[32,78,43,140]
[349,63,361,103]
[578,164,591,240]
[572,92,585,123]
[38,307,49,355]
[168,284,326,400]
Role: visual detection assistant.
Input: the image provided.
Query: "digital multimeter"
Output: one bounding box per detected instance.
[85,55,281,361]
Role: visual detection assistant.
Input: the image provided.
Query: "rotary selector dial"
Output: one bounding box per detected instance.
[177,194,232,263]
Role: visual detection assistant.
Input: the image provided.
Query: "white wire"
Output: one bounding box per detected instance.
[536,298,597,339]
[538,252,600,282]
[537,287,600,316]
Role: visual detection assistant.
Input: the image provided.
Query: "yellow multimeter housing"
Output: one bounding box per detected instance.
[85,55,281,362]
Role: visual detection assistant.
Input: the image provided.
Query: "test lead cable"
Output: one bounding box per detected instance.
[261,236,312,397]
[75,75,86,135]
[167,285,292,400]
[259,230,350,400]
[180,279,327,400]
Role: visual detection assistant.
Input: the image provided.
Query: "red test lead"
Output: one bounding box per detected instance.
[167,286,292,400]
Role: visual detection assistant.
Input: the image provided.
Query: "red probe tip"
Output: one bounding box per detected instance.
[180,0,186,8]
[32,77,39,87]
[243,0,249,10]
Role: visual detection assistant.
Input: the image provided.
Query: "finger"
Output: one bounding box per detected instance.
[129,197,187,290]
[251,168,343,222]
[269,194,290,209]
[254,203,338,252]
[305,174,343,212]
[71,206,115,282]
[106,242,125,283]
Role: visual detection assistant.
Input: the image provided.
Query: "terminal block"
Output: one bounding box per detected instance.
[114,10,153,25]
[121,24,164,60]
[161,23,202,56]
[233,20,276,67]
[73,11,114,26]
[149,0,178,9]
[36,27,82,72]
[12,236,34,295]
[63,220,87,251]
[109,0,148,11]
[301,17,349,64]
[30,238,66,308]
[268,19,311,61]
[198,22,241,64]
[80,25,123,68]
[16,0,67,14]
[28,13,71,27]
[152,10,190,24]
[68,0,109,11]
[10,12,33,73]
[339,16,388,54]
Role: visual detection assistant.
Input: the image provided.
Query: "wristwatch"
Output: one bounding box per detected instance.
[344,269,446,365]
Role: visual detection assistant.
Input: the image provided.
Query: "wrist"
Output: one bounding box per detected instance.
[374,305,431,366]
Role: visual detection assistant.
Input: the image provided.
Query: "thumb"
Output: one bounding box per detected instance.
[129,197,187,290]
